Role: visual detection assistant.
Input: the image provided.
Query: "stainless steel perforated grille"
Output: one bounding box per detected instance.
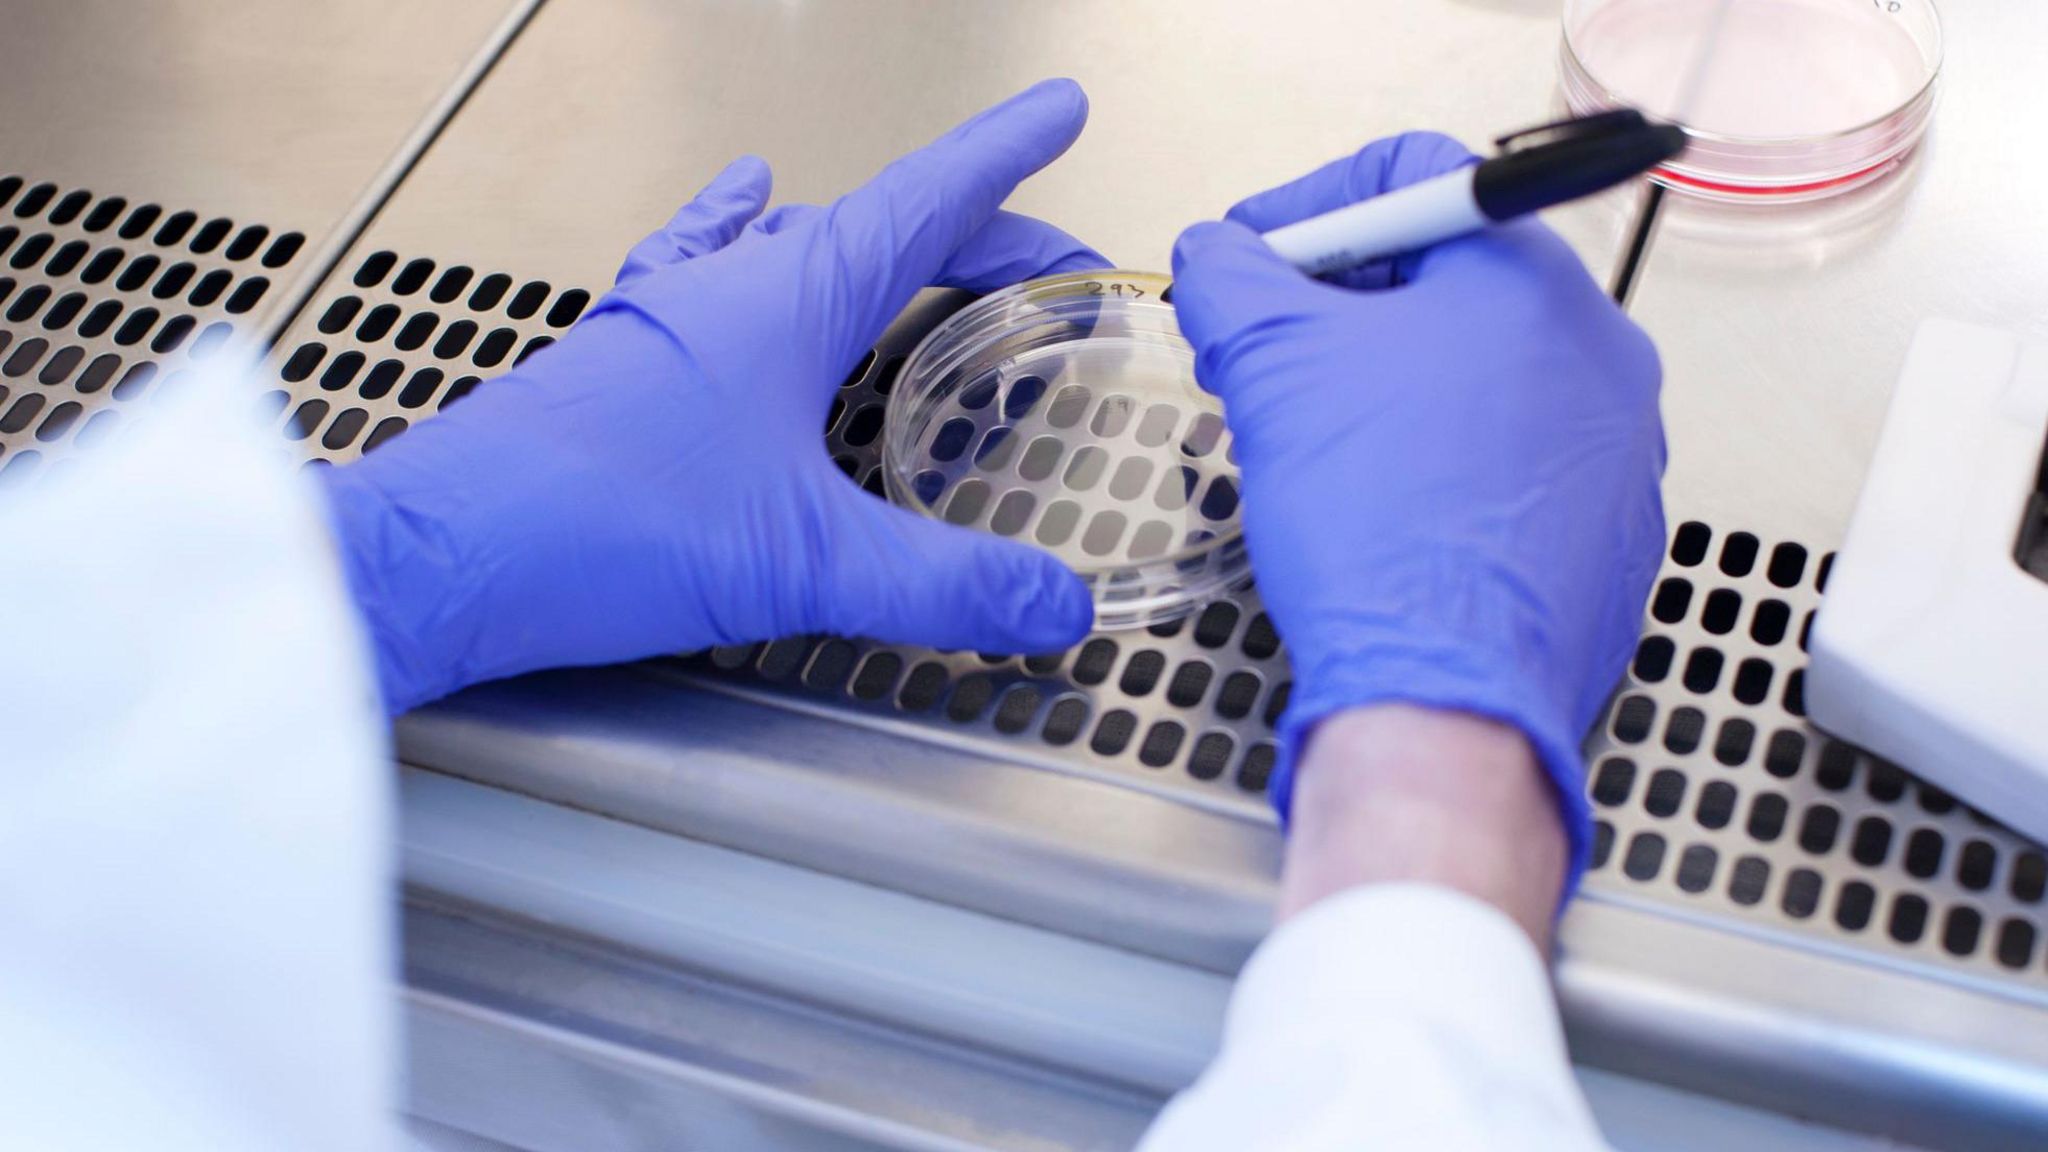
[1587,523,2048,987]
[260,251,588,460]
[271,248,2048,995]
[0,174,305,482]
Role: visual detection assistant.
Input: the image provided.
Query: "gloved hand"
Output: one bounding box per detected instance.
[1169,132,1667,892]
[321,80,1105,713]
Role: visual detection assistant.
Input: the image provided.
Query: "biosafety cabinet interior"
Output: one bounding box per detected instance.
[7,2,2048,1150]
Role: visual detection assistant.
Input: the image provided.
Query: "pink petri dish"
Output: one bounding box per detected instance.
[1562,0,1943,203]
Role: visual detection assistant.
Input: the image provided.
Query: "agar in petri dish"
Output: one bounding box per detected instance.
[882,269,1249,632]
[1562,0,1942,201]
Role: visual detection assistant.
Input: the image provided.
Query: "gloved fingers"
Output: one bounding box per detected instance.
[614,155,775,287]
[1225,132,1478,231]
[931,210,1109,293]
[807,479,1095,654]
[809,79,1090,344]
[1223,132,1478,290]
[1169,219,1334,395]
[1403,214,1597,292]
[754,202,820,236]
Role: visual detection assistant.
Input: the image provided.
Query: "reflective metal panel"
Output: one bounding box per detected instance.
[0,0,530,240]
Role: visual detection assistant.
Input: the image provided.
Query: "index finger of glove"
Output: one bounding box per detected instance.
[811,79,1090,338]
[615,155,774,287]
[1223,133,1478,290]
[1224,132,1479,232]
[932,210,1109,293]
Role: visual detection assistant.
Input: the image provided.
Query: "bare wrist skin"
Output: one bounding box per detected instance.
[1277,704,1568,949]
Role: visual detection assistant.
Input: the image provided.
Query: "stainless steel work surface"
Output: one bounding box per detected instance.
[234,0,2048,1146]
[0,0,527,235]
[0,0,530,474]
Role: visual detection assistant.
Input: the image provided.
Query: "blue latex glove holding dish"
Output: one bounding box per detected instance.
[1170,132,1668,890]
[321,80,1105,713]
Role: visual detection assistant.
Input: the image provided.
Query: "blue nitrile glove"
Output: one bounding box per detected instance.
[321,80,1105,713]
[1169,132,1667,892]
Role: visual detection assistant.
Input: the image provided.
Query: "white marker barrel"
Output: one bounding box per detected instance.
[1260,166,1487,276]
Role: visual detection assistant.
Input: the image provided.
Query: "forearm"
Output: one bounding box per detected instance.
[1139,705,1601,1152]
[1278,704,1568,948]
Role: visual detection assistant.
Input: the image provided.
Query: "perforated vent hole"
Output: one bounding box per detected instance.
[1623,832,1665,881]
[1138,721,1186,767]
[1889,894,1928,944]
[1747,793,1788,842]
[993,684,1042,734]
[1959,840,1998,891]
[1714,719,1754,766]
[1763,728,1805,778]
[1092,709,1137,755]
[1728,856,1770,905]
[81,197,124,232]
[1782,868,1823,918]
[1682,648,1723,693]
[118,204,162,240]
[1836,882,1876,931]
[10,183,54,218]
[1816,741,1856,790]
[1696,781,1736,829]
[1664,707,1704,755]
[507,280,550,320]
[2013,853,2047,903]
[1166,661,1212,707]
[1119,650,1165,697]
[1634,635,1674,681]
[1767,542,1808,588]
[1236,743,1275,792]
[1613,695,1655,743]
[1998,920,2037,969]
[1242,614,1280,659]
[845,652,900,701]
[1799,806,1841,854]
[1676,845,1718,894]
[1671,521,1711,566]
[354,251,397,288]
[1904,829,1945,879]
[1651,578,1693,623]
[1719,532,1760,577]
[190,217,233,253]
[1644,768,1686,817]
[1701,588,1741,634]
[1593,758,1637,807]
[1188,732,1233,780]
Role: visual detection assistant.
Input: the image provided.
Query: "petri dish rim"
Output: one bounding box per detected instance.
[882,269,1250,627]
[1560,0,1943,147]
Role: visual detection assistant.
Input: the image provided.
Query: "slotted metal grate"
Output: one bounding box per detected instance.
[0,174,306,482]
[270,247,2048,998]
[262,251,587,460]
[1588,522,2048,985]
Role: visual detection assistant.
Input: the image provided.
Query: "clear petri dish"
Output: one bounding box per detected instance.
[1561,0,1942,203]
[883,269,1248,632]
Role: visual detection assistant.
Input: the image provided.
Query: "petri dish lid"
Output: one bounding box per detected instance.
[883,270,1249,631]
[1562,0,1943,202]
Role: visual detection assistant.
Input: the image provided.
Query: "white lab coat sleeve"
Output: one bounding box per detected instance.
[0,361,397,1152]
[1137,883,1612,1152]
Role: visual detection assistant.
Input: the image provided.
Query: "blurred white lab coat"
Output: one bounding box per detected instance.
[0,373,1608,1152]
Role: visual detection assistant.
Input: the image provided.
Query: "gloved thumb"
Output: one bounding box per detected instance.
[615,155,775,286]
[1169,220,1327,396]
[808,480,1094,654]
